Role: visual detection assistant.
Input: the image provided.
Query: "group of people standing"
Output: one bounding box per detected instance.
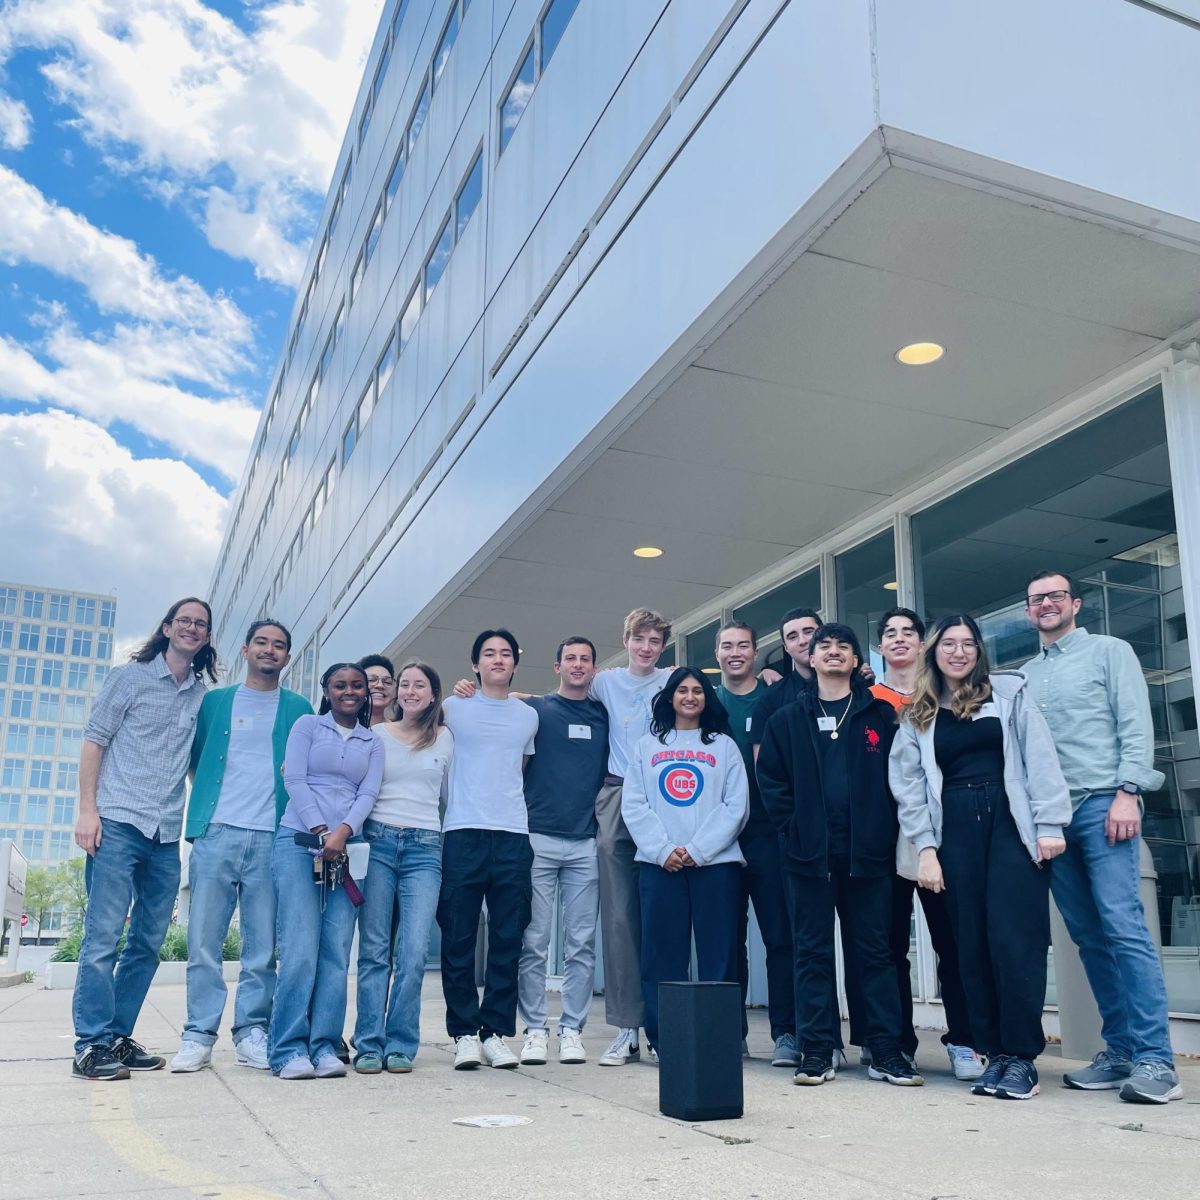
[68,569,1181,1108]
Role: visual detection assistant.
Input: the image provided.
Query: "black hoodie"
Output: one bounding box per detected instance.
[755,684,899,878]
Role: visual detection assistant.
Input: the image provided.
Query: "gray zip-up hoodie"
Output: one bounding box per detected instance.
[889,671,1071,878]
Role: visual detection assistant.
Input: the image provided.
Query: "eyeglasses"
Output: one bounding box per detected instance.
[937,640,979,654]
[366,675,395,687]
[173,616,210,632]
[1027,590,1072,607]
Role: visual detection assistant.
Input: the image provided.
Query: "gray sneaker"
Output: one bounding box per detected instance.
[1119,1060,1183,1105]
[771,1033,800,1068]
[1063,1050,1134,1090]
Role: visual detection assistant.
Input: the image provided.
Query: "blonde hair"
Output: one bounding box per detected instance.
[623,607,672,643]
[903,614,993,733]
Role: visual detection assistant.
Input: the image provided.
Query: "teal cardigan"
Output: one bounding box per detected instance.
[186,684,314,841]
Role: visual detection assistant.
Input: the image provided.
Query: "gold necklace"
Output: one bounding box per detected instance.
[818,694,853,740]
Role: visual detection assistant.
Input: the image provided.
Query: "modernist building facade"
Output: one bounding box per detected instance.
[208,1,1200,1035]
[0,582,116,889]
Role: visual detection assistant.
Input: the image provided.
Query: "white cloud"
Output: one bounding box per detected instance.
[0,93,31,148]
[0,409,227,641]
[0,0,386,282]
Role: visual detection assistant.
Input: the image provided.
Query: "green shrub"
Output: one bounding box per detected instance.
[51,925,85,962]
[51,921,244,963]
[158,923,189,962]
[222,925,242,962]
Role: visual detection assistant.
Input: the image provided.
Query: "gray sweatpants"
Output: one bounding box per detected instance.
[595,780,644,1029]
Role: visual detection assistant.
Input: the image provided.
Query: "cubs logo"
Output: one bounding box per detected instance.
[659,764,704,807]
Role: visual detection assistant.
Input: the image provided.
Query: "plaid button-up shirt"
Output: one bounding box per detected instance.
[84,653,208,842]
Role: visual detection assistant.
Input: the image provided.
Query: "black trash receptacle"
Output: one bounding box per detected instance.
[658,981,743,1121]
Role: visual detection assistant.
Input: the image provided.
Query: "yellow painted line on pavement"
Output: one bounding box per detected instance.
[90,1084,294,1200]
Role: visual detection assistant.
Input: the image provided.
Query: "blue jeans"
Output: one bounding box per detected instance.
[352,821,441,1060]
[268,829,359,1072]
[73,819,181,1053]
[1050,791,1173,1064]
[183,824,276,1047]
[518,834,599,1034]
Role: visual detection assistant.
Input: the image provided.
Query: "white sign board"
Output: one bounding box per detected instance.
[1,839,28,923]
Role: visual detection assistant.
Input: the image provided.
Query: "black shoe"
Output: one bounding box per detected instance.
[111,1035,165,1071]
[993,1057,1040,1100]
[868,1052,924,1086]
[793,1053,836,1086]
[73,1044,131,1081]
[336,1036,352,1065]
[971,1055,1011,1096]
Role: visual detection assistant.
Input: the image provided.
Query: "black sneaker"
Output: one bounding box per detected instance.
[993,1057,1040,1100]
[111,1035,165,1072]
[793,1053,836,1086]
[72,1044,131,1081]
[336,1036,352,1064]
[971,1055,1011,1096]
[868,1051,925,1086]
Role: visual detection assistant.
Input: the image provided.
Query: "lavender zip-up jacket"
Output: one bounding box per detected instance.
[281,712,384,835]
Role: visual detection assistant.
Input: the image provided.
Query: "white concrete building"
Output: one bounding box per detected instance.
[208,1,1200,1032]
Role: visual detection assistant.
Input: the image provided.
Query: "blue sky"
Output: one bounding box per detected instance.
[0,0,386,639]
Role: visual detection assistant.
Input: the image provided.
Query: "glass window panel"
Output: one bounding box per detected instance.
[0,621,12,648]
[0,654,7,682]
[68,663,90,690]
[14,656,35,684]
[376,334,396,398]
[63,695,87,724]
[75,598,96,625]
[342,420,357,466]
[44,626,66,654]
[684,620,720,677]
[499,43,535,154]
[407,77,430,155]
[99,600,116,628]
[71,630,93,657]
[29,760,52,789]
[2,758,22,786]
[36,693,58,721]
[540,0,580,69]
[5,725,28,753]
[432,7,459,87]
[455,153,483,240]
[18,623,40,651]
[734,568,823,674]
[49,593,70,620]
[34,726,56,755]
[0,587,16,615]
[10,690,33,719]
[351,253,365,303]
[41,660,62,687]
[358,379,375,430]
[365,202,382,263]
[0,794,18,822]
[399,282,421,349]
[424,217,452,302]
[392,0,411,38]
[20,830,44,861]
[358,94,373,147]
[373,33,392,102]
[386,147,404,211]
[22,590,44,618]
[835,530,896,677]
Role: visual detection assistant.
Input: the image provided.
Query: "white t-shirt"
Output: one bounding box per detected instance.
[441,693,539,835]
[212,686,280,831]
[370,725,453,832]
[589,667,672,778]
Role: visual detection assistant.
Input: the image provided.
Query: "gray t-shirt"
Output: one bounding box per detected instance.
[589,666,672,778]
[522,694,609,839]
[442,693,539,835]
[212,686,280,831]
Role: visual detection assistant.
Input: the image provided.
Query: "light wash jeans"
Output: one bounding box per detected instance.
[352,821,441,1060]
[1050,791,1173,1064]
[518,833,599,1034]
[182,824,276,1047]
[73,819,180,1053]
[268,829,359,1072]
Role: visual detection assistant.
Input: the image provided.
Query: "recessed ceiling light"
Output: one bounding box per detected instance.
[896,342,946,366]
[702,667,721,674]
[883,581,899,592]
[633,546,663,559]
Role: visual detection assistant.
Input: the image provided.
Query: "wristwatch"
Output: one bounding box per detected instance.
[1121,782,1142,796]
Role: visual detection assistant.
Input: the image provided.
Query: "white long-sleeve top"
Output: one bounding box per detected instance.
[621,729,748,868]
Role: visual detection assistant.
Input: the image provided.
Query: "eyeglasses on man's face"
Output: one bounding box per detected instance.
[173,616,210,632]
[1026,590,1072,608]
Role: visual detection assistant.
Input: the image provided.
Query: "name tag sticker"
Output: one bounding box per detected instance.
[745,717,753,732]
[178,710,196,729]
[568,724,592,740]
[817,716,837,732]
[233,716,253,731]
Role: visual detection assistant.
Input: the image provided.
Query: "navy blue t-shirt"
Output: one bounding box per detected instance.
[522,693,609,838]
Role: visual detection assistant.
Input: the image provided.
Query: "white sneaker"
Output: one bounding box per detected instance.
[453,1034,483,1070]
[313,1053,347,1079]
[647,1045,659,1066]
[599,1028,640,1066]
[234,1027,270,1070]
[947,1043,986,1081]
[481,1035,519,1069]
[559,1029,586,1064]
[520,1030,548,1065]
[170,1041,212,1073]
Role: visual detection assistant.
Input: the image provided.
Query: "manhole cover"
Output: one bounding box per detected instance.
[453,1114,533,1128]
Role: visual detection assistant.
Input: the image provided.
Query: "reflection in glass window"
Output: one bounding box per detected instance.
[400,281,421,349]
[351,253,365,303]
[342,419,357,466]
[392,0,411,38]
[540,0,580,69]
[499,43,535,155]
[424,218,453,302]
[71,629,93,658]
[49,593,70,621]
[0,621,10,648]
[22,590,44,618]
[76,597,97,624]
[374,33,392,103]
[365,202,383,263]
[455,152,483,240]
[835,529,896,677]
[41,661,63,688]
[358,94,373,148]
[433,7,459,87]
[376,334,396,399]
[18,623,39,651]
[408,77,430,155]
[0,587,16,615]
[34,726,56,755]
[684,620,721,676]
[14,657,35,685]
[733,568,822,673]
[5,726,27,753]
[99,600,116,628]
[386,147,404,211]
[357,379,375,430]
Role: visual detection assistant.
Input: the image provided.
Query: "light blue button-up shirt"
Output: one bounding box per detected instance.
[1020,626,1164,808]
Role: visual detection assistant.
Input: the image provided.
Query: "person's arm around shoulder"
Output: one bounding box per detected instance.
[755,710,796,836]
[1012,686,1070,862]
[75,665,132,856]
[620,737,674,868]
[686,735,749,866]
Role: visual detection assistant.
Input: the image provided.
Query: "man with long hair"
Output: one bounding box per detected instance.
[170,620,312,1074]
[71,597,218,1081]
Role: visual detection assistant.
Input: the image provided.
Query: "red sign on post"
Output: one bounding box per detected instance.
[20,914,28,927]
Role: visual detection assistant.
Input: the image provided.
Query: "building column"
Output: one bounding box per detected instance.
[1163,346,1200,694]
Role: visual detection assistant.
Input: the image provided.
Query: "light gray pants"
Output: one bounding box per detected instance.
[595,781,644,1028]
[518,834,599,1033]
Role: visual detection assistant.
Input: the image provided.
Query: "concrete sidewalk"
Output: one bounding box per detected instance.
[2,976,1197,1200]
